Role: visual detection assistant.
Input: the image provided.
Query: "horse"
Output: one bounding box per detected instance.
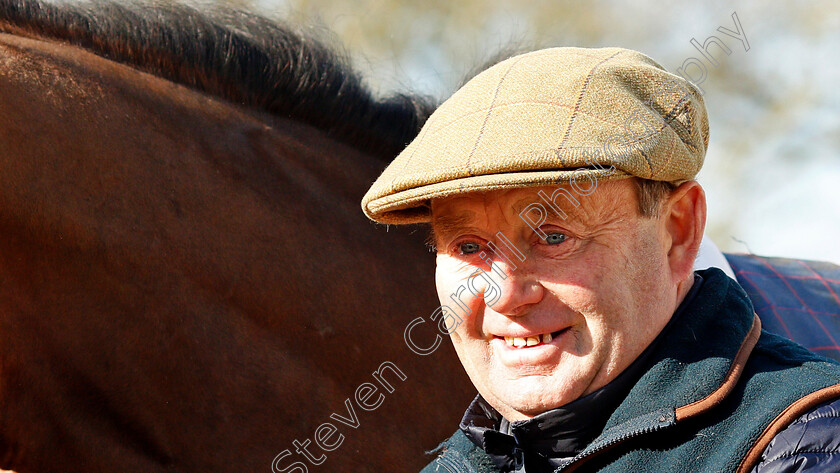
[1,1,839,472]
[0,1,475,471]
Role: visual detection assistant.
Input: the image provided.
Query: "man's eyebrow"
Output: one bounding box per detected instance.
[429,212,475,241]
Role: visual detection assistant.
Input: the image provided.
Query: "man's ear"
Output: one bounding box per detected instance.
[661,181,706,283]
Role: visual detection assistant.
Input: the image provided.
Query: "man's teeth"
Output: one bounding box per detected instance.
[504,332,553,347]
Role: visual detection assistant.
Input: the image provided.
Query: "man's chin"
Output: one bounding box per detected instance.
[485,376,583,420]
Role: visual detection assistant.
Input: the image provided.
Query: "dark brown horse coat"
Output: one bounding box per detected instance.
[0,1,474,471]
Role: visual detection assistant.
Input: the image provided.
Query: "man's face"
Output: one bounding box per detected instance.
[431,180,681,420]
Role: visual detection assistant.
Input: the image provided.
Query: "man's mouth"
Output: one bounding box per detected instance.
[502,330,565,348]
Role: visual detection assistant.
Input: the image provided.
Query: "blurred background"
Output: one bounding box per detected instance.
[218,0,840,263]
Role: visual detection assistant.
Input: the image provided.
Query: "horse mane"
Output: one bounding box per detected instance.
[0,0,434,159]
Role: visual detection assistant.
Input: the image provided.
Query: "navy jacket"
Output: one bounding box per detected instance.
[750,398,840,472]
[726,254,840,472]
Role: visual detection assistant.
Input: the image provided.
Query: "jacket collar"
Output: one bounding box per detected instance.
[604,268,759,428]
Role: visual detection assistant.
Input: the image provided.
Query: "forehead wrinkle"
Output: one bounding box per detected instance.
[519,182,633,232]
[510,195,543,218]
[570,181,637,231]
[508,189,591,228]
[430,211,477,241]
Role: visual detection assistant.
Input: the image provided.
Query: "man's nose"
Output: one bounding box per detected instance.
[473,259,544,317]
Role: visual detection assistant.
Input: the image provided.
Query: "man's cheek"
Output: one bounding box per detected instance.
[436,256,497,312]
[435,254,480,284]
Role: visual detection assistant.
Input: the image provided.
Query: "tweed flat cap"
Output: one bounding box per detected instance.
[362,47,709,224]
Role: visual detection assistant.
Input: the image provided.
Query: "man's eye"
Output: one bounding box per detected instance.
[545,232,567,245]
[458,242,482,255]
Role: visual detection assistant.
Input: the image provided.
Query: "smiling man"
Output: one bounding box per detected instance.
[361,48,840,472]
[430,178,692,424]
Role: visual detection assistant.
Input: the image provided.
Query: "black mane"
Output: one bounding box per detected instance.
[0,0,433,159]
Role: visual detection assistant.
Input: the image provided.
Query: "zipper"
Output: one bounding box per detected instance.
[554,408,676,472]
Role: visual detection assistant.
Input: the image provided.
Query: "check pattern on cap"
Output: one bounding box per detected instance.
[362,47,709,224]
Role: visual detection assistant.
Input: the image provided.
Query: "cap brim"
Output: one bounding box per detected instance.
[362,167,630,224]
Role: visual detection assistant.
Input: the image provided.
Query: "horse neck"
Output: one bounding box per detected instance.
[0,30,460,473]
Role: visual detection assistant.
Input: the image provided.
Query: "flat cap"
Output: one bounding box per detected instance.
[362,47,709,224]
